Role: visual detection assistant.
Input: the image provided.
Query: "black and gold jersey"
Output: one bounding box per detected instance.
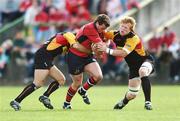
[104,31,150,68]
[42,33,69,58]
[34,32,77,69]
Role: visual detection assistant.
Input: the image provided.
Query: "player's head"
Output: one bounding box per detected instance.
[119,16,136,35]
[94,14,110,33]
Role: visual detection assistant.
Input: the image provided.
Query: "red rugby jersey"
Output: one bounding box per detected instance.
[69,22,103,57]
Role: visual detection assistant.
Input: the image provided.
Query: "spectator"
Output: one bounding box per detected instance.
[148,33,162,55]
[23,36,39,84]
[1,0,23,24]
[120,0,128,12]
[19,0,32,13]
[12,31,26,66]
[70,5,92,30]
[102,41,126,82]
[49,7,70,32]
[0,39,13,78]
[126,0,141,10]
[147,33,162,72]
[168,38,180,83]
[51,0,66,11]
[107,0,123,19]
[97,0,108,14]
[24,0,42,40]
[35,8,50,43]
[161,26,176,48]
[65,0,88,15]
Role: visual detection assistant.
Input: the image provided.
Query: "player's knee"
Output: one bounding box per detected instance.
[139,62,153,77]
[57,80,65,86]
[139,67,149,77]
[57,76,66,85]
[93,74,103,82]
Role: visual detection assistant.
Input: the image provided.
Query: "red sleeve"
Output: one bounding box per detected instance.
[83,27,102,43]
[55,34,68,45]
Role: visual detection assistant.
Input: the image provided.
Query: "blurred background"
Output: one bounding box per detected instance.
[0,0,180,86]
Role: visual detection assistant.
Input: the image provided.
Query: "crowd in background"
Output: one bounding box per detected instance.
[147,27,180,83]
[0,0,180,84]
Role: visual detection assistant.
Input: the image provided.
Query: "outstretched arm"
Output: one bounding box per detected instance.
[95,42,128,58]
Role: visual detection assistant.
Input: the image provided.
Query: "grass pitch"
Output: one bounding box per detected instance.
[0,85,180,121]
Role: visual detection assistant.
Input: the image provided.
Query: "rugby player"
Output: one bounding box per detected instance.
[10,32,90,111]
[96,16,154,110]
[63,14,110,109]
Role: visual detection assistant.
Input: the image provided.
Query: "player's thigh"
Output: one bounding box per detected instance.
[33,69,49,87]
[84,62,103,81]
[49,65,66,85]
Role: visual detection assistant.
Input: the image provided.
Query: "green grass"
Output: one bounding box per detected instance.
[0,86,180,121]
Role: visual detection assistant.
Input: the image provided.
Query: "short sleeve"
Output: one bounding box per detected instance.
[122,35,140,54]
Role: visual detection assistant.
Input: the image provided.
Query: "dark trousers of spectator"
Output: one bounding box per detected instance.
[170,58,180,80]
[1,11,23,24]
[102,55,117,75]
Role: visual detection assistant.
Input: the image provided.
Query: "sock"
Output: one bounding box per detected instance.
[15,83,37,103]
[65,85,77,103]
[123,94,129,105]
[82,77,97,91]
[141,76,151,102]
[43,81,60,97]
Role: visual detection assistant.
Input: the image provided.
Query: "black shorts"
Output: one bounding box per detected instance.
[67,51,96,75]
[129,55,155,79]
[34,48,53,69]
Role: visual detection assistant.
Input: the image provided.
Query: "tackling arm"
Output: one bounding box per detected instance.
[63,32,91,54]
[95,42,128,58]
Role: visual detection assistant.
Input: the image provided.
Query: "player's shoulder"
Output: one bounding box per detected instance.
[127,32,139,40]
[83,22,98,35]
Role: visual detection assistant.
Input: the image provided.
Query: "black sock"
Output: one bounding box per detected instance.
[15,83,37,103]
[141,76,151,102]
[43,81,60,97]
[123,94,129,105]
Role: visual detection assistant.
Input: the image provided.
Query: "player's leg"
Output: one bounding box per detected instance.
[63,51,84,109]
[139,61,154,110]
[114,77,141,109]
[39,65,66,109]
[78,61,103,104]
[63,73,83,109]
[10,69,49,111]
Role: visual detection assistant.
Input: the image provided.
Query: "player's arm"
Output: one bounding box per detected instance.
[63,32,91,54]
[95,42,128,57]
[96,36,140,57]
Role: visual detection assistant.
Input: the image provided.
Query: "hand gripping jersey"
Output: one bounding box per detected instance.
[69,22,104,57]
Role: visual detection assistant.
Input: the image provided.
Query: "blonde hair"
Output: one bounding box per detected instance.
[120,16,136,31]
